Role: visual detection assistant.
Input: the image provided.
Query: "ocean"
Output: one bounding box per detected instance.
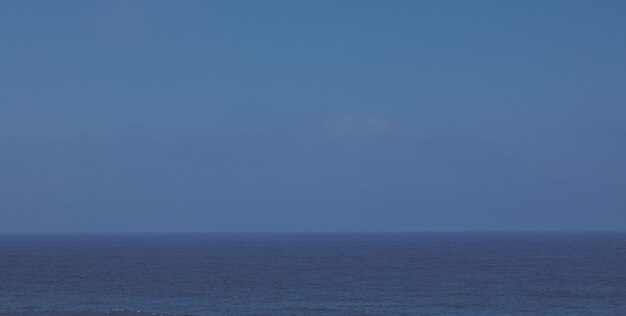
[1,233,625,315]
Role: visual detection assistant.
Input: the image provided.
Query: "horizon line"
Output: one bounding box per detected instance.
[1,230,626,234]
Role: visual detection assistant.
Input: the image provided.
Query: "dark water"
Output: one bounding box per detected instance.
[1,233,626,315]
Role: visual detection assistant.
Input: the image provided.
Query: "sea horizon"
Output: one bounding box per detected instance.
[3,0,626,314]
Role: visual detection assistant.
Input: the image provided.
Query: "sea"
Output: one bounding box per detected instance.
[1,233,625,315]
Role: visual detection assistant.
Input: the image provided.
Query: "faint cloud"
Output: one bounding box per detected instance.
[322,114,392,138]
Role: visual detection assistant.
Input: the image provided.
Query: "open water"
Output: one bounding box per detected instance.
[1,233,625,315]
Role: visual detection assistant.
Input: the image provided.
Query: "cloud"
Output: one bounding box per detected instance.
[322,114,392,138]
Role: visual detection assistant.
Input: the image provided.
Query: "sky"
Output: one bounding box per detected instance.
[1,0,625,232]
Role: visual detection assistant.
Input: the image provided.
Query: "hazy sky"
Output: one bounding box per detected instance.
[1,1,625,232]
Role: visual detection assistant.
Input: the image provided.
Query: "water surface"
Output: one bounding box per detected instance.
[1,233,625,315]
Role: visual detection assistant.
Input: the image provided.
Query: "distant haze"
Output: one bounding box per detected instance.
[1,1,625,232]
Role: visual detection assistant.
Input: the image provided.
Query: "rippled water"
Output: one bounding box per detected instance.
[1,233,626,315]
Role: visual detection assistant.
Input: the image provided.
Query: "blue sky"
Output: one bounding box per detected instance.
[1,1,625,232]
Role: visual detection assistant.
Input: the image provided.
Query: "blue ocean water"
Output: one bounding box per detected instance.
[1,233,625,315]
